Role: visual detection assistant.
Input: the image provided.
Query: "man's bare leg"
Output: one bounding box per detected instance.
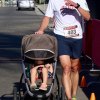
[71,59,80,97]
[59,55,72,99]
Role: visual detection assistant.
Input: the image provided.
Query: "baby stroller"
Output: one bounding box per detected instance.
[13,34,60,100]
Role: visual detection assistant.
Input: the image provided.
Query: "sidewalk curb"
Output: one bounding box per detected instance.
[36,5,45,15]
[35,4,54,31]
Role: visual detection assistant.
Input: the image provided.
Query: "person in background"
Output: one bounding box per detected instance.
[35,0,90,99]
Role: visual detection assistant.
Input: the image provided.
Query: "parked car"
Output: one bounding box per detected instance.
[17,0,35,10]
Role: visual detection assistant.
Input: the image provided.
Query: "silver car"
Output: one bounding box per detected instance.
[17,0,35,10]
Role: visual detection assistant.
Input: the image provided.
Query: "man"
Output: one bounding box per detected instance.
[35,0,90,99]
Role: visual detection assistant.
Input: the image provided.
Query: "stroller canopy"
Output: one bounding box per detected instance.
[21,34,57,60]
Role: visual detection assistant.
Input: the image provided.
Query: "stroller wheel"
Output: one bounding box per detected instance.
[13,85,20,100]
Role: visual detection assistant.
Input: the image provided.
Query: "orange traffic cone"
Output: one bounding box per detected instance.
[80,75,87,87]
[90,93,96,100]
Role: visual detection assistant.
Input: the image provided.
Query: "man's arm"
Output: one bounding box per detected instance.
[65,0,91,21]
[35,16,51,34]
[76,5,90,21]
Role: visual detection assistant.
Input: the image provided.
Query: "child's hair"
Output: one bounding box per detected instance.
[33,58,54,66]
[34,60,44,65]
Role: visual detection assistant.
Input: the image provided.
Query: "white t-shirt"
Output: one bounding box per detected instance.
[45,0,89,39]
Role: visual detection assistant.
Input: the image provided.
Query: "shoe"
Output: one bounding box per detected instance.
[72,97,77,100]
[30,83,37,91]
[39,83,47,91]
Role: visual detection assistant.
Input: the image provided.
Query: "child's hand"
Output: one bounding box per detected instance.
[45,64,53,73]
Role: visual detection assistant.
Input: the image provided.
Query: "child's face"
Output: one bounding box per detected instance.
[35,60,44,65]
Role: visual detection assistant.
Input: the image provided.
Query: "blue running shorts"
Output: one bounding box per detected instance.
[55,34,82,59]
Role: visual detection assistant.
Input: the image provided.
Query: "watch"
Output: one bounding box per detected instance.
[75,3,80,9]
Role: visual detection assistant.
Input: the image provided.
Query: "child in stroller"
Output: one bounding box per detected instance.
[30,60,53,91]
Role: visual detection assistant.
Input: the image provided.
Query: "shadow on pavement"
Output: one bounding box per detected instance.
[0,32,23,61]
[0,94,13,100]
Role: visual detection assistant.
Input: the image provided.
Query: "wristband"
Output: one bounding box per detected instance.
[75,3,80,9]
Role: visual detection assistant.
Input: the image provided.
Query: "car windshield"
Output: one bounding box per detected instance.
[19,0,33,1]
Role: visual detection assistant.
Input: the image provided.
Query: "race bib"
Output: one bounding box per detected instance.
[63,25,79,38]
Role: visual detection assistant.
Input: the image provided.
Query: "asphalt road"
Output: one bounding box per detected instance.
[0,6,89,100]
[0,6,43,99]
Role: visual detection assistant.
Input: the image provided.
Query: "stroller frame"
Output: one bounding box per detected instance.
[13,34,61,100]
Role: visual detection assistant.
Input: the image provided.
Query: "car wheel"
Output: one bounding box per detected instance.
[33,7,35,11]
[18,7,21,10]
